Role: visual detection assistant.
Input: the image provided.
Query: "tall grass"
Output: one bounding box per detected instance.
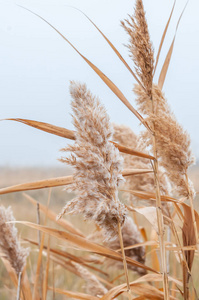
[1,1,198,299]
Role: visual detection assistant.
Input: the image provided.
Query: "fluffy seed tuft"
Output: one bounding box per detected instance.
[0,206,29,274]
[58,82,127,240]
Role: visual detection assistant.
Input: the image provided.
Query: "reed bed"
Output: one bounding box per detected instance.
[1,1,198,299]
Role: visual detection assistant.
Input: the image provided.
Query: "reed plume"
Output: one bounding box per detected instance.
[123,2,195,296]
[134,84,195,199]
[0,206,29,275]
[72,262,108,297]
[113,124,171,216]
[58,81,127,240]
[121,0,154,96]
[121,1,169,297]
[113,123,170,195]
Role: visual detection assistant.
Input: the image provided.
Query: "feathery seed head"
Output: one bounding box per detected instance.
[0,206,29,274]
[59,82,127,240]
[134,84,195,198]
[121,0,154,96]
[113,123,171,216]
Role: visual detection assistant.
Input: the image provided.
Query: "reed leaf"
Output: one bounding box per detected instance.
[158,1,189,89]
[0,169,154,196]
[48,287,99,300]
[2,118,154,159]
[0,175,73,195]
[153,0,176,75]
[23,193,84,237]
[68,6,144,89]
[14,221,157,273]
[18,6,150,131]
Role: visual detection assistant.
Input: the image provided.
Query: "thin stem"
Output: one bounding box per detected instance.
[37,202,41,247]
[16,272,22,300]
[150,92,169,299]
[184,173,198,299]
[167,226,171,275]
[185,173,198,249]
[36,202,43,298]
[118,222,132,300]
[152,156,169,299]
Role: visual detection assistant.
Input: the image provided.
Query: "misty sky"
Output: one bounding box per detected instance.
[1,0,199,167]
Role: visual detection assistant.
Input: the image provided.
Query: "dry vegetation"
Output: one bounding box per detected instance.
[1,1,199,299]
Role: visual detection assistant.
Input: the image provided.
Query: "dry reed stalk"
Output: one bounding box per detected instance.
[0,206,29,300]
[16,272,22,300]
[36,202,43,299]
[59,81,132,296]
[121,1,169,297]
[33,189,51,300]
[106,216,146,276]
[43,236,50,300]
[134,83,196,298]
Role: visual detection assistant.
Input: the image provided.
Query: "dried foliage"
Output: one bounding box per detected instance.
[58,81,127,240]
[0,206,29,274]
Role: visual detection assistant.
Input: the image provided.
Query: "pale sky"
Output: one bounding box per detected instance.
[0,0,199,166]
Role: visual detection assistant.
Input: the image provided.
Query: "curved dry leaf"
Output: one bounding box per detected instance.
[50,254,114,289]
[18,6,150,131]
[158,1,189,89]
[154,0,176,75]
[121,189,179,203]
[48,287,98,300]
[111,141,155,160]
[69,6,144,89]
[0,168,154,196]
[2,118,154,160]
[25,238,108,276]
[0,175,74,195]
[101,281,177,300]
[23,193,84,237]
[129,207,158,233]
[2,118,75,139]
[14,221,157,274]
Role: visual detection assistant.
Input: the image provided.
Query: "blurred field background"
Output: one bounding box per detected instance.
[0,164,199,299]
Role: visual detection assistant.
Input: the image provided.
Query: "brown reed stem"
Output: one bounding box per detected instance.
[183,261,190,300]
[185,173,198,249]
[118,222,132,300]
[16,271,22,300]
[150,94,169,299]
[36,202,43,299]
[152,155,169,299]
[166,226,171,276]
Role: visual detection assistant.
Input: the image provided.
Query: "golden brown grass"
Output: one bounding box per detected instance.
[1,1,199,299]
